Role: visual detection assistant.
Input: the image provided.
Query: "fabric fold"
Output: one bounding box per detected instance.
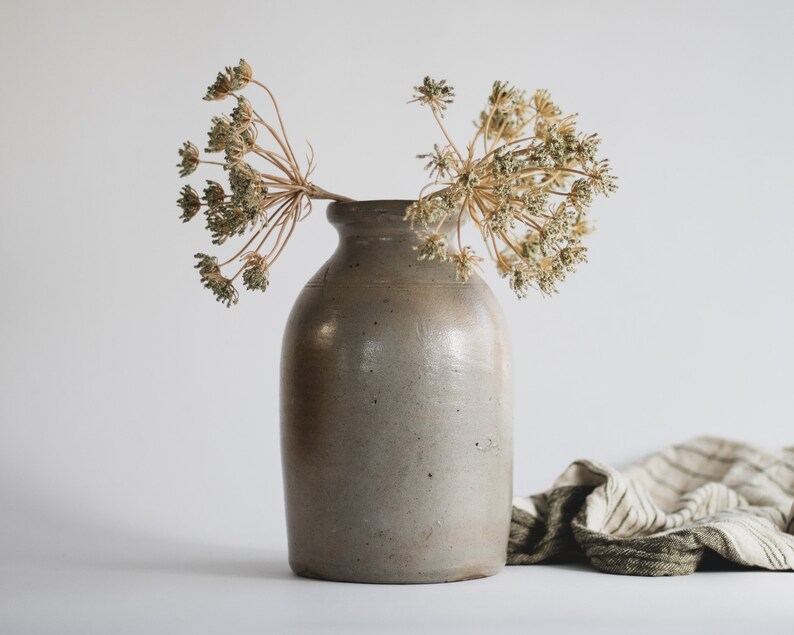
[508,437,794,576]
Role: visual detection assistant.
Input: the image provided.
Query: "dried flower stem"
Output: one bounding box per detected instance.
[408,78,617,297]
[176,59,355,306]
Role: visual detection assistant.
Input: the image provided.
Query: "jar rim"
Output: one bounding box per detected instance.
[327,200,415,227]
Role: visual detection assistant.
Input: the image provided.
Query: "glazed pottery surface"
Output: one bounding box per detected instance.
[280,200,513,584]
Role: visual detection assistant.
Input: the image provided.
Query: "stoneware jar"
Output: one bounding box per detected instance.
[280,200,513,584]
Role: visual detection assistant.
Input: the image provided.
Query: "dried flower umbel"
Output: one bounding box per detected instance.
[178,63,616,305]
[408,77,617,297]
[176,59,352,306]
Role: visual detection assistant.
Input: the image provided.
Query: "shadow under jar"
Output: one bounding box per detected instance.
[280,200,513,584]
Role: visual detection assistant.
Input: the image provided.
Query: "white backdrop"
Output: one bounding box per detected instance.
[1,0,793,586]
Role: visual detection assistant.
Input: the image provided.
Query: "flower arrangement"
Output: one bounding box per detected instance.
[177,60,616,306]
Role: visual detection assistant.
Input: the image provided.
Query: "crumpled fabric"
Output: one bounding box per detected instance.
[508,437,794,576]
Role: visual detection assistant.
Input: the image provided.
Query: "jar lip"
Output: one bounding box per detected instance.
[327,200,416,226]
[328,199,414,213]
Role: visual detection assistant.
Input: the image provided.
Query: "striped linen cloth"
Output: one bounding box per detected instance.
[508,437,794,575]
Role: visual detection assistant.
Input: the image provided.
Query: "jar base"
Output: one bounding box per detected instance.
[289,560,504,584]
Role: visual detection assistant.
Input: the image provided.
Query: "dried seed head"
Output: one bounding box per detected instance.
[202,181,226,211]
[456,169,481,196]
[205,204,247,245]
[531,89,561,121]
[228,162,268,220]
[230,95,254,131]
[230,59,253,91]
[488,81,519,112]
[485,203,515,233]
[558,245,588,271]
[587,160,618,196]
[535,122,565,165]
[410,77,616,300]
[410,77,455,114]
[404,198,447,229]
[568,178,595,213]
[177,141,200,177]
[507,267,532,299]
[177,185,201,222]
[241,253,270,293]
[521,186,548,216]
[539,204,576,255]
[535,266,558,295]
[194,253,239,307]
[491,148,525,181]
[204,69,233,101]
[224,129,253,167]
[206,116,231,153]
[477,82,531,142]
[450,247,482,282]
[417,144,456,180]
[570,133,601,164]
[414,233,449,262]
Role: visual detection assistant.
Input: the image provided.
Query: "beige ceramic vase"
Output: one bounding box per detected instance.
[280,200,513,584]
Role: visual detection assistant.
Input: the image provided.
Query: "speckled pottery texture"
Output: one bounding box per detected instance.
[280,200,513,584]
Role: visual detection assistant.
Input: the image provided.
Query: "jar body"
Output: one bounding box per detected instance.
[280,201,513,584]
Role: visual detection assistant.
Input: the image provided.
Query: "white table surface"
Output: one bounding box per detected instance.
[2,539,792,635]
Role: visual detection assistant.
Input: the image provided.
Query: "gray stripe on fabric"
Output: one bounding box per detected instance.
[637,463,689,495]
[509,438,794,576]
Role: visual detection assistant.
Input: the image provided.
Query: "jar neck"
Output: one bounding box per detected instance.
[328,200,414,236]
[316,200,465,287]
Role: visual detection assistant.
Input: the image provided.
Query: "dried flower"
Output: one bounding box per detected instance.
[539,205,576,254]
[177,185,201,222]
[492,148,524,181]
[456,169,481,195]
[477,81,532,142]
[587,160,618,195]
[525,142,556,170]
[507,266,532,299]
[451,247,481,282]
[177,62,616,307]
[194,252,218,277]
[194,253,239,307]
[206,116,231,153]
[230,59,253,91]
[410,77,455,114]
[570,133,601,164]
[228,162,267,220]
[521,186,548,216]
[535,265,558,295]
[557,244,588,270]
[202,180,226,210]
[415,233,448,261]
[177,141,200,177]
[485,203,516,233]
[568,178,594,213]
[241,253,270,292]
[179,60,355,307]
[417,144,456,180]
[205,204,247,245]
[535,122,565,165]
[203,68,234,101]
[224,129,253,167]
[531,89,561,121]
[410,77,616,298]
[433,189,463,214]
[230,95,254,131]
[404,198,446,229]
